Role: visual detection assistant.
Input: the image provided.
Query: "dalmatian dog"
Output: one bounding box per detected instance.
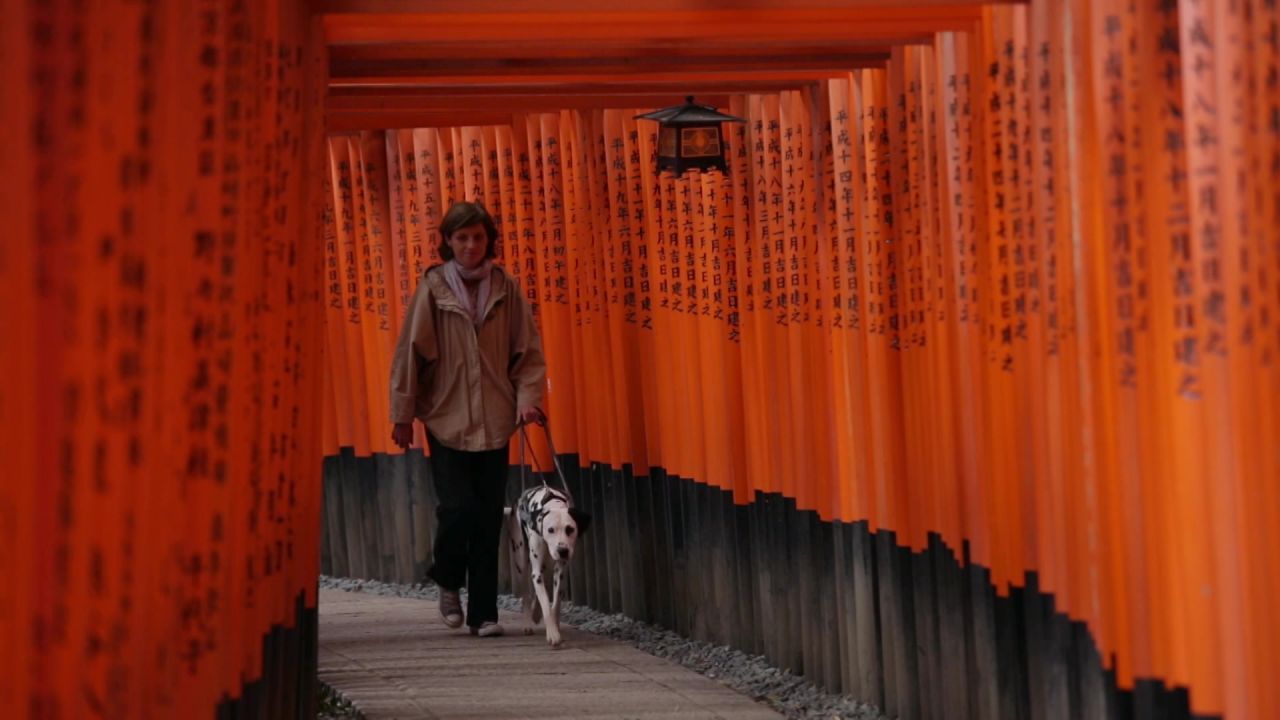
[505,485,591,647]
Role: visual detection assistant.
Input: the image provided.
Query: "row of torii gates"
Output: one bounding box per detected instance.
[4,0,1278,718]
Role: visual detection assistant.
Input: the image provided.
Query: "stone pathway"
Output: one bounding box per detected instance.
[319,587,783,719]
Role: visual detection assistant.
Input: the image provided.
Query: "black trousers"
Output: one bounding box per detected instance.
[424,434,509,627]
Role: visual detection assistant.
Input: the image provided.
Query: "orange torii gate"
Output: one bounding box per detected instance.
[4,1,1277,718]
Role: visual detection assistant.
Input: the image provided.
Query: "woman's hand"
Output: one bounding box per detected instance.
[391,422,415,450]
[517,406,544,426]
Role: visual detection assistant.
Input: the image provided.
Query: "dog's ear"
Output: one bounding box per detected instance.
[569,507,592,535]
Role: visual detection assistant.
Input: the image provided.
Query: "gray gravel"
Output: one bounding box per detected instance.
[318,679,364,719]
[320,575,887,720]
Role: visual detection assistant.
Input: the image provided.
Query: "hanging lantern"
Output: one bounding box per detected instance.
[635,96,746,176]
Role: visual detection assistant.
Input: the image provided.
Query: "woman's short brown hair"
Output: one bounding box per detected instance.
[437,201,499,261]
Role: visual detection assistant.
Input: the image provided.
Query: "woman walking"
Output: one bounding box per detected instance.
[389,201,546,637]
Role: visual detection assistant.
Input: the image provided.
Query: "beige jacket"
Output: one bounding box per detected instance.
[389,264,546,451]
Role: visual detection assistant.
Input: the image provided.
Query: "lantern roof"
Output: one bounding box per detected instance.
[635,96,746,124]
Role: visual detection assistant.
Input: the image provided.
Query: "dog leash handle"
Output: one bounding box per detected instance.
[517,414,573,505]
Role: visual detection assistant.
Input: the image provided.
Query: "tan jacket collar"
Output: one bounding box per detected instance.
[425,264,509,320]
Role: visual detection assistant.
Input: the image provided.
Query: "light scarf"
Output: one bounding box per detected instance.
[442,259,494,327]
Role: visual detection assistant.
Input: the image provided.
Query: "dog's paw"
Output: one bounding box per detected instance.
[545,627,562,648]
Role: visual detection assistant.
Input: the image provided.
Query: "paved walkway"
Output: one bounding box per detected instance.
[319,588,782,719]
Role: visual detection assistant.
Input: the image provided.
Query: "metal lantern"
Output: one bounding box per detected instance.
[635,96,746,175]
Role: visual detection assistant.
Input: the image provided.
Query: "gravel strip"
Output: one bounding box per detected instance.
[318,679,364,720]
[320,575,887,720]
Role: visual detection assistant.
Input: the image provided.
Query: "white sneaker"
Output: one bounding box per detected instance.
[470,621,504,637]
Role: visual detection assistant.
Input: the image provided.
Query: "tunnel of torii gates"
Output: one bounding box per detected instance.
[2,0,1278,718]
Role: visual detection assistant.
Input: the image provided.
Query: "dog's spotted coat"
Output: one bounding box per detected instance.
[506,485,591,648]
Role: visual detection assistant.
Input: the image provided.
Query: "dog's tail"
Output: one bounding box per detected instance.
[504,507,522,578]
